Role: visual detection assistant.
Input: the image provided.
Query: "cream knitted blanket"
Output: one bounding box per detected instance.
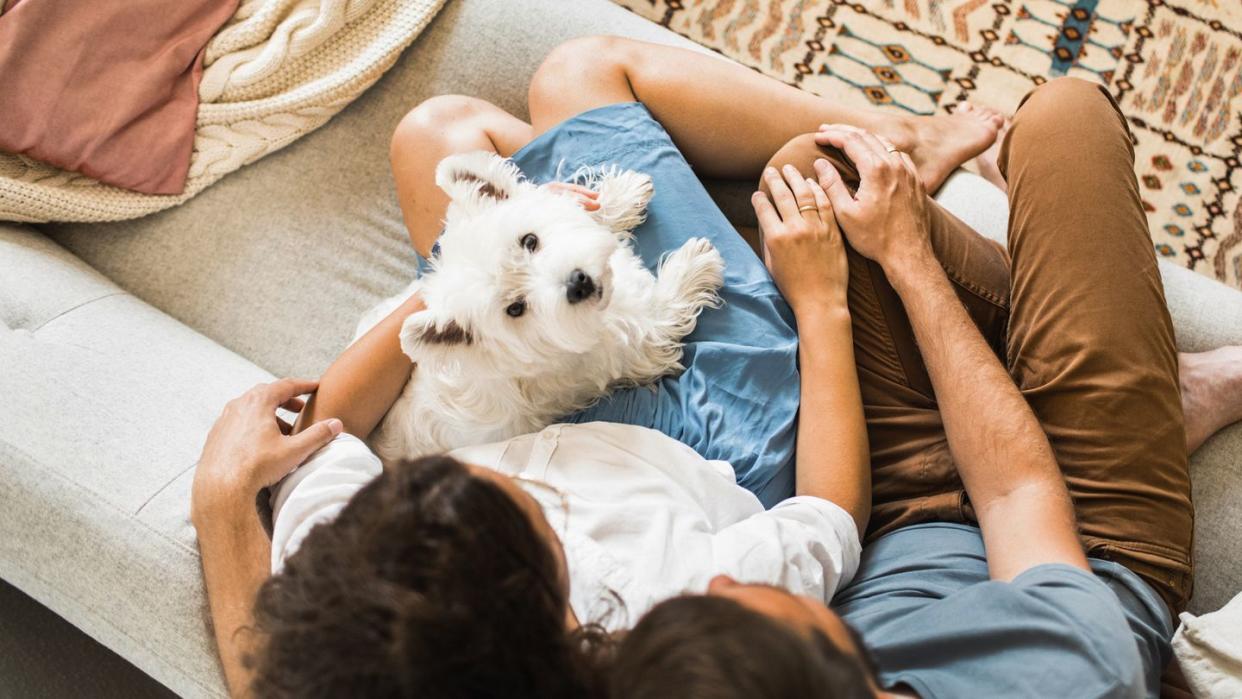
[0,0,446,223]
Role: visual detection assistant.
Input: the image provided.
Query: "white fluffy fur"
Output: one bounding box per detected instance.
[355,151,725,462]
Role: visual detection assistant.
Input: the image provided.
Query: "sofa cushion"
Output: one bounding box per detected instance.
[0,222,274,697]
[0,222,119,332]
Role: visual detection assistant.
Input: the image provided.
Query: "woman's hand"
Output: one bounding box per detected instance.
[191,379,342,525]
[752,164,849,315]
[812,125,933,274]
[543,182,600,212]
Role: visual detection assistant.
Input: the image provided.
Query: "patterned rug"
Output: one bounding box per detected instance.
[611,0,1242,290]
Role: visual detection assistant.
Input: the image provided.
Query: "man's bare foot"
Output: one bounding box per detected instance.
[871,102,1006,192]
[975,118,1010,193]
[1181,346,1242,453]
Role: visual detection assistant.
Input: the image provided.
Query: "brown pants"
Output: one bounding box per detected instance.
[764,78,1193,614]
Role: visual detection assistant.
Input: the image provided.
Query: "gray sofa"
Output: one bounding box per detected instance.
[1,0,1239,696]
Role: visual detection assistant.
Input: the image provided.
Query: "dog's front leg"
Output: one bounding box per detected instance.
[630,238,725,378]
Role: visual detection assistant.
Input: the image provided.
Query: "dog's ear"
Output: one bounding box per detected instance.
[588,168,654,235]
[435,151,524,214]
[399,310,474,360]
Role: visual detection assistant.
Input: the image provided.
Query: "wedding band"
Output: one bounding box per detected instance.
[798,204,817,213]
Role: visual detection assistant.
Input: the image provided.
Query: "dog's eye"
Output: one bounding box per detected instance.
[505,299,527,318]
[520,233,538,253]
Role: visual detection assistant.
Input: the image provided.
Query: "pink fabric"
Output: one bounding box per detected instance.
[0,0,238,194]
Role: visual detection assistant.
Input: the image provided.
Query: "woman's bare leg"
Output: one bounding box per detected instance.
[390,95,533,255]
[528,36,1002,191]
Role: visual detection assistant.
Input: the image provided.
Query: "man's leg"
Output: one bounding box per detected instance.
[527,36,1003,192]
[999,78,1191,614]
[761,135,1012,537]
[390,95,533,255]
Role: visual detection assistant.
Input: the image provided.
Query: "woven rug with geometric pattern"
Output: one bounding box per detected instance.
[611,0,1242,290]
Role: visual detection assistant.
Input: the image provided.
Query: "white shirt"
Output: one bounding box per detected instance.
[270,422,860,631]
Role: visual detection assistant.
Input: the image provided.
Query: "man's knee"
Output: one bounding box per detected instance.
[529,35,637,112]
[1013,77,1132,165]
[765,133,825,172]
[760,133,853,195]
[1011,77,1126,149]
[1025,77,1116,114]
[391,95,489,159]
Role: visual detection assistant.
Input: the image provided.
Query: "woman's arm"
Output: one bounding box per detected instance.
[753,164,870,537]
[297,184,600,440]
[191,380,343,697]
[294,294,426,439]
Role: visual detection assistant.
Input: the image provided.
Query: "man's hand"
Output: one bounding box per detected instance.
[191,379,341,699]
[813,125,933,273]
[191,379,342,525]
[543,181,601,212]
[753,164,849,315]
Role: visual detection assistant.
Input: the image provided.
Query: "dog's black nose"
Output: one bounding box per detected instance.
[566,269,596,304]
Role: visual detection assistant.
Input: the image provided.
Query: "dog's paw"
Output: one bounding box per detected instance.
[660,237,725,303]
[589,168,653,236]
[654,238,725,339]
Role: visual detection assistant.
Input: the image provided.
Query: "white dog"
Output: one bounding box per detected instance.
[356,151,725,461]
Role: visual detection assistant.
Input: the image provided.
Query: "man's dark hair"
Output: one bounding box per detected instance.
[609,595,875,699]
[249,454,608,698]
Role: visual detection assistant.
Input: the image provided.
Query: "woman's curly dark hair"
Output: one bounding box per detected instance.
[249,454,609,698]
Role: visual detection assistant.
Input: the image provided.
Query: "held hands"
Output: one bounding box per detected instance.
[190,379,342,524]
[752,164,850,315]
[813,125,934,272]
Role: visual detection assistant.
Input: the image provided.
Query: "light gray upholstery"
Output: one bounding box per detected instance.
[1,0,1240,696]
[0,223,273,697]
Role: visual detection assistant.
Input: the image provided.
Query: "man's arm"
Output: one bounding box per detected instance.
[754,164,870,536]
[191,380,342,697]
[815,128,1087,580]
[194,501,272,698]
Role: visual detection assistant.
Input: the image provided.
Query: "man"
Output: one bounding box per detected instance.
[611,76,1242,698]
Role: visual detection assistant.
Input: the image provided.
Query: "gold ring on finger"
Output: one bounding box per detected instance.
[798,204,817,213]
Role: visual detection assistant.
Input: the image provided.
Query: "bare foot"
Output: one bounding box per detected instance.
[1180,346,1242,453]
[975,118,1010,193]
[875,102,1005,193]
